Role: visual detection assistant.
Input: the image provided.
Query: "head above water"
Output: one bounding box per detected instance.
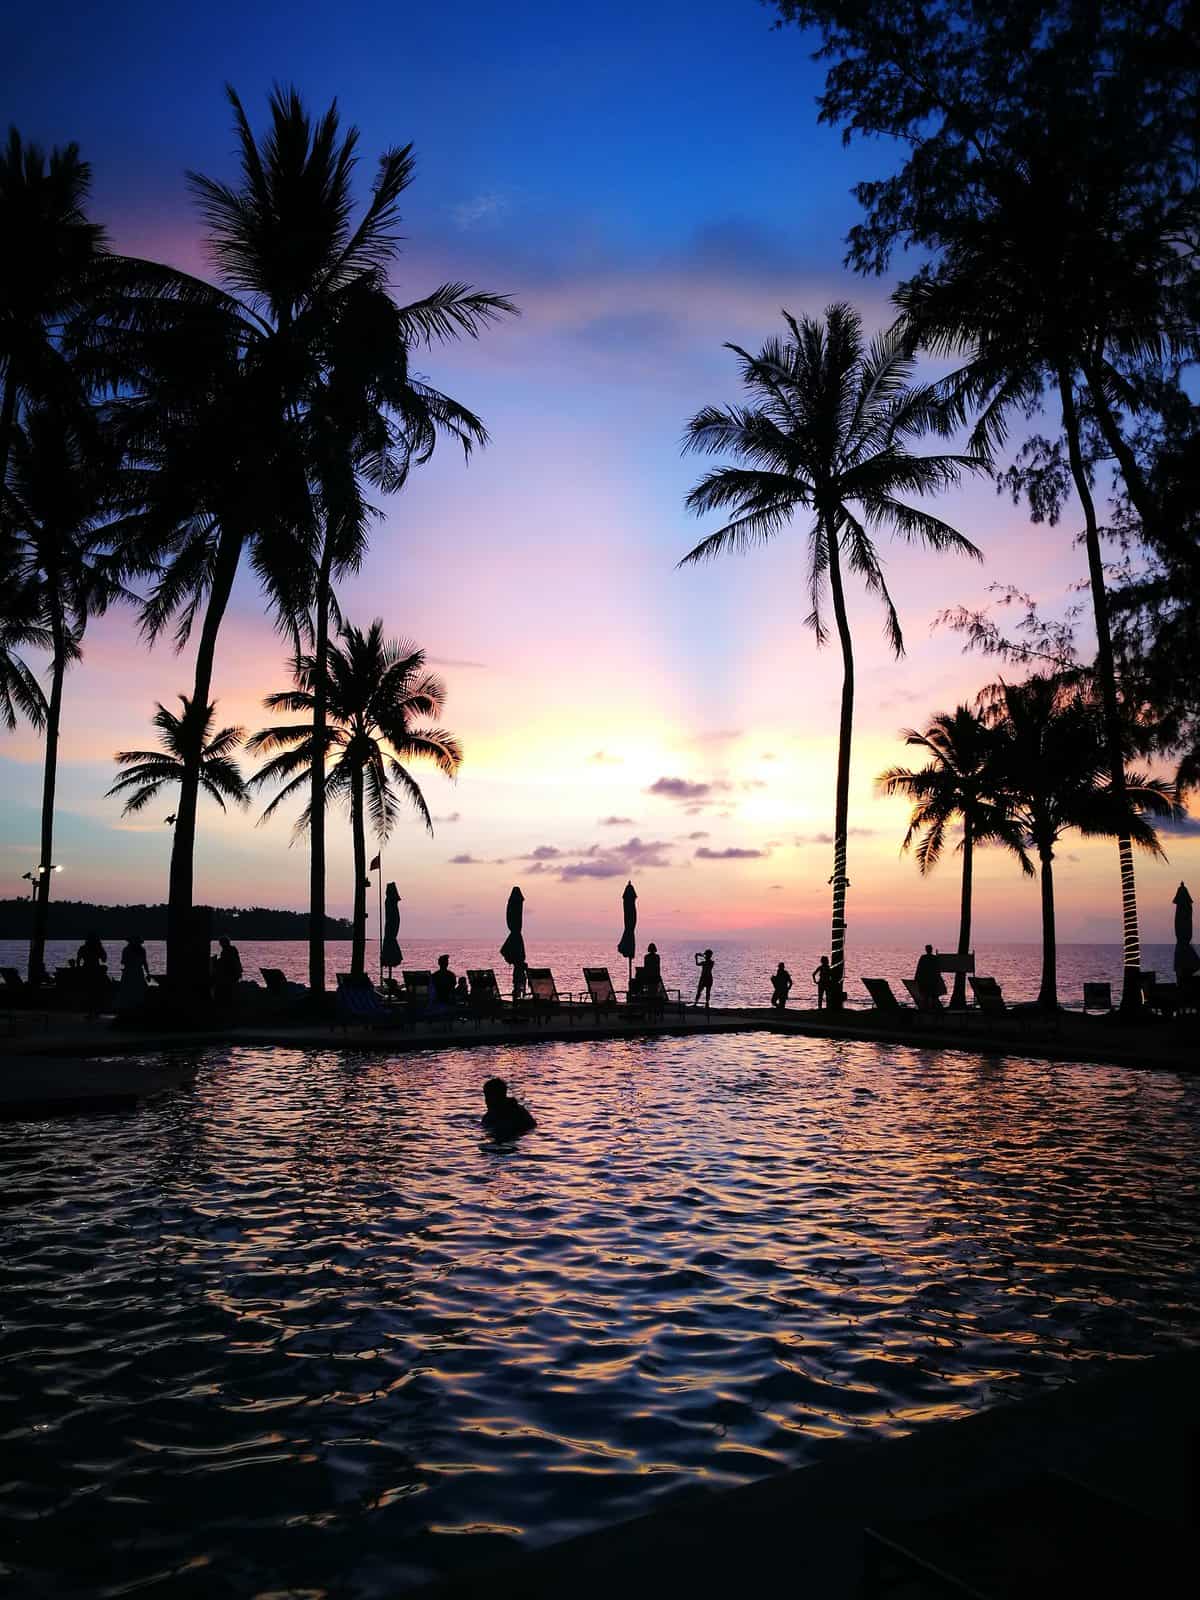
[483,1077,508,1111]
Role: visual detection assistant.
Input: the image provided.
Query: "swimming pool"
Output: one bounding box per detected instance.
[2,1035,1198,1596]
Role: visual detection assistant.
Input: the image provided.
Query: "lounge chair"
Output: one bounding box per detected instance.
[1,967,25,993]
[526,968,574,1025]
[466,969,506,1025]
[1083,981,1112,1014]
[902,978,945,1017]
[583,967,622,1019]
[333,974,390,1030]
[260,966,289,995]
[862,977,909,1018]
[402,971,431,1011]
[1141,972,1179,1017]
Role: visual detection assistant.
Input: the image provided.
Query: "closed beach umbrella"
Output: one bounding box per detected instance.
[381,882,402,972]
[617,880,637,981]
[500,885,526,969]
[1173,882,1199,979]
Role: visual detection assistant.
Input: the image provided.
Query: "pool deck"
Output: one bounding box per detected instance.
[412,1347,1200,1599]
[1,998,1196,1094]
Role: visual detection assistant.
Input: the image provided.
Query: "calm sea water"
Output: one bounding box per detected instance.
[1,1035,1198,1596]
[0,936,1182,1008]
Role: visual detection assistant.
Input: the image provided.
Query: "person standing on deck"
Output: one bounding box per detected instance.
[771,962,793,1009]
[693,949,715,1010]
[812,955,834,1010]
[914,943,945,1005]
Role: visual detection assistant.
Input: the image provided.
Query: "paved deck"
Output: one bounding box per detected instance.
[1,1000,1196,1077]
[412,1347,1199,1599]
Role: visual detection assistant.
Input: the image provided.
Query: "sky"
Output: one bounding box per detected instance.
[3,0,1195,946]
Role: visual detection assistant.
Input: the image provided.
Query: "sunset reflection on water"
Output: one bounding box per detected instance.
[1,1034,1197,1596]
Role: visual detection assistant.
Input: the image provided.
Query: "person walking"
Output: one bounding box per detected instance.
[214,936,243,1007]
[76,931,109,1018]
[693,948,715,1011]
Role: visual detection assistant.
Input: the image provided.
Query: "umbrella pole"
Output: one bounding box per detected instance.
[377,862,383,986]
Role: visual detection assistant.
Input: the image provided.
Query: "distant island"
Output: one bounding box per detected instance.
[0,900,353,941]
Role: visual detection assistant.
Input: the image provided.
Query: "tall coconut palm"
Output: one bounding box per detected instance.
[680,304,984,1007]
[983,676,1173,1010]
[891,145,1186,1012]
[879,706,1029,1008]
[248,621,460,979]
[132,86,512,996]
[4,403,128,982]
[107,698,248,816]
[0,532,49,731]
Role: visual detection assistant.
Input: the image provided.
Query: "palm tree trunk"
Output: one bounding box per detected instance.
[350,758,367,978]
[1057,362,1142,1014]
[1037,848,1058,1011]
[825,519,854,1013]
[166,526,242,992]
[28,605,66,986]
[308,539,336,997]
[951,819,973,1010]
[1079,353,1158,543]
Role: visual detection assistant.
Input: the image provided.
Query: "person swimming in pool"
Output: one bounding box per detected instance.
[481,1076,536,1138]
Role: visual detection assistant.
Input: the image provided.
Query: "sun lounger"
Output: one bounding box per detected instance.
[333,975,390,1029]
[583,967,622,1018]
[1083,981,1112,1014]
[466,969,506,1025]
[526,968,575,1025]
[1141,972,1179,1017]
[862,977,909,1017]
[1,967,25,992]
[902,977,945,1016]
[260,966,290,995]
[402,971,431,1010]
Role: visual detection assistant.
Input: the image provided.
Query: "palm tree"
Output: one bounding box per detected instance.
[983,676,1173,1010]
[132,87,512,996]
[879,706,1029,1008]
[248,621,460,978]
[0,532,48,731]
[108,697,248,817]
[891,146,1184,1012]
[0,129,105,482]
[4,403,128,982]
[680,303,984,1007]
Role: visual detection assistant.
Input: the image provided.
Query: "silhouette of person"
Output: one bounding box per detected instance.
[512,958,528,1003]
[76,931,108,1018]
[117,936,150,1014]
[914,943,945,1003]
[481,1076,536,1138]
[455,974,469,1007]
[431,953,457,1010]
[771,961,793,1009]
[694,948,714,1009]
[812,955,833,1010]
[214,936,243,1005]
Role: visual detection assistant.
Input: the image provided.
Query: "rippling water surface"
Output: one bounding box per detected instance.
[2,1036,1198,1596]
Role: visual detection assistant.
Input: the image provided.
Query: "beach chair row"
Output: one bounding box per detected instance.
[861,974,1063,1033]
[326,964,685,1031]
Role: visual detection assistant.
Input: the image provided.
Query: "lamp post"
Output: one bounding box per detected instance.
[22,864,62,982]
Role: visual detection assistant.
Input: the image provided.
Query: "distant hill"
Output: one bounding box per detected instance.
[0,900,353,940]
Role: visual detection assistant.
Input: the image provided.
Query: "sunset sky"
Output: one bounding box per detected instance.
[4,0,1195,945]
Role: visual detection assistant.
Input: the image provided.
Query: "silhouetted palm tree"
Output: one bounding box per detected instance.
[983,676,1172,1010]
[0,533,48,731]
[0,129,105,482]
[879,706,1029,1008]
[680,303,984,1006]
[4,404,128,982]
[892,151,1179,1011]
[132,87,511,995]
[108,698,247,816]
[248,620,460,978]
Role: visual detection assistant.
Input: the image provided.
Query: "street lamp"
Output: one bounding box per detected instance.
[21,863,62,902]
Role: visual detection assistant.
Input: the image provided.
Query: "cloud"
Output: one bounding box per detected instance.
[427,657,488,670]
[521,845,563,860]
[794,827,880,846]
[648,776,712,800]
[681,830,710,840]
[695,845,765,860]
[1157,812,1200,836]
[449,853,484,865]
[599,815,635,825]
[555,835,674,881]
[590,750,623,765]
[768,883,783,891]
[433,811,461,824]
[761,752,777,761]
[741,779,767,791]
[689,729,743,745]
[451,191,510,230]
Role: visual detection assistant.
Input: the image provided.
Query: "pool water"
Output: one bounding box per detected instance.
[2,1036,1198,1596]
